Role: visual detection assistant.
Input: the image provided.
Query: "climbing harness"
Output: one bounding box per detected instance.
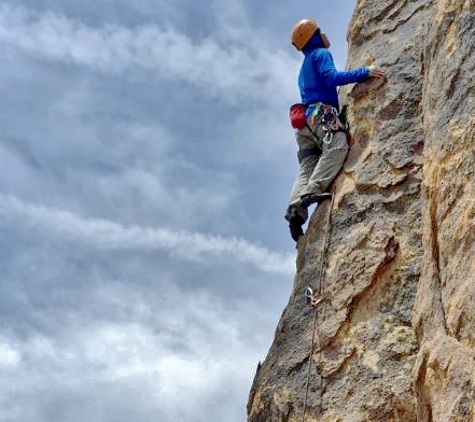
[306,103,345,145]
[288,101,345,149]
[320,104,342,145]
[301,189,335,422]
[320,104,341,132]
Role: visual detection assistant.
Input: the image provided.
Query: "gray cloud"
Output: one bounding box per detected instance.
[0,3,298,104]
[0,194,294,274]
[0,0,356,420]
[0,287,273,422]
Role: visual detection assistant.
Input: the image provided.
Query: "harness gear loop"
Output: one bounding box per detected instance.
[320,104,340,132]
[301,188,335,422]
[307,103,345,145]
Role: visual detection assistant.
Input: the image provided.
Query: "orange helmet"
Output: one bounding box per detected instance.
[291,19,319,50]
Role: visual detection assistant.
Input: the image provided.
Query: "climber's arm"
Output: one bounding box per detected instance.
[314,49,370,87]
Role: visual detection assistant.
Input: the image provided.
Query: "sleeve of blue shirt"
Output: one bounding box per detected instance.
[313,49,369,87]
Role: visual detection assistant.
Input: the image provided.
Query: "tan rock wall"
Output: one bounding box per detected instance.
[248,1,475,421]
[414,1,475,421]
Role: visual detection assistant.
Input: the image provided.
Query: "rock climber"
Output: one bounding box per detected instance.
[285,18,386,241]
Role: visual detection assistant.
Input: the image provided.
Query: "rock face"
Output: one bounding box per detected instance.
[247,1,475,421]
[414,0,475,420]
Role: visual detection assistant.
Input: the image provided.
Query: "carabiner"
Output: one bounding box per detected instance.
[305,287,314,305]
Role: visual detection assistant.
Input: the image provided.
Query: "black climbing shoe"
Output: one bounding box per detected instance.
[285,204,308,242]
[289,215,304,242]
[300,192,332,207]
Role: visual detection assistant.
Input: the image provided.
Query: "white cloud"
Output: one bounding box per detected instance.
[0,286,270,422]
[0,194,295,275]
[0,3,298,103]
[0,342,21,368]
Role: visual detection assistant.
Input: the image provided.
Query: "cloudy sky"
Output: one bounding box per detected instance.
[0,1,356,421]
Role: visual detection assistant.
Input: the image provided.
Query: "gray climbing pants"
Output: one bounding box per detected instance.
[287,124,348,211]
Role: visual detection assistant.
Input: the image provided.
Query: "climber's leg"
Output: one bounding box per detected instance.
[304,130,348,197]
[285,127,321,241]
[288,154,319,210]
[287,127,321,208]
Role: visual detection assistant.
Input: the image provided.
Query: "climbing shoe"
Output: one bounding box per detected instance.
[289,214,304,242]
[300,192,332,207]
[285,205,306,242]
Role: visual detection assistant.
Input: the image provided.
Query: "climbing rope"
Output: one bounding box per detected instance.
[301,189,335,422]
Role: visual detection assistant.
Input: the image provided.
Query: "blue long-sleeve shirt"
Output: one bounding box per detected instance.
[298,35,369,110]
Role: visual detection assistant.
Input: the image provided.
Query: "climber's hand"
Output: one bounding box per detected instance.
[368,66,386,79]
